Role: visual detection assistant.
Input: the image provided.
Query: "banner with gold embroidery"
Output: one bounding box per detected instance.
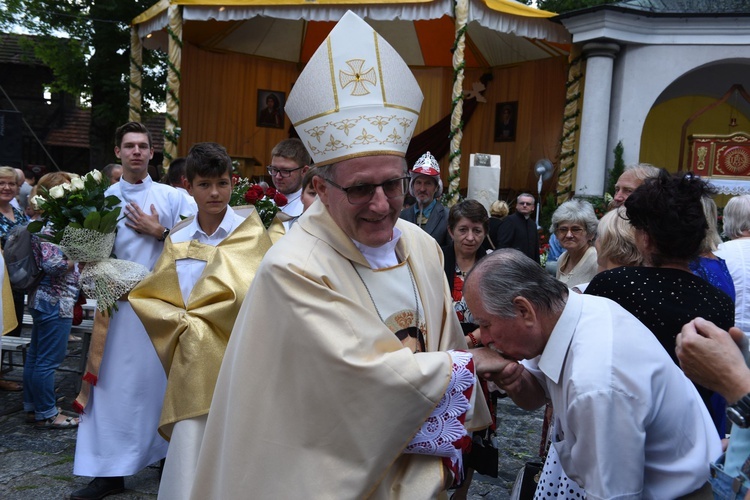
[689,132,750,195]
[690,132,750,178]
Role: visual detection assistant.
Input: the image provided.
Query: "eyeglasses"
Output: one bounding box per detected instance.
[0,182,17,189]
[556,226,585,236]
[267,165,304,178]
[517,201,533,206]
[324,176,410,205]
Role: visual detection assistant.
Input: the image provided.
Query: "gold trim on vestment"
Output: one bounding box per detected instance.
[130,209,272,439]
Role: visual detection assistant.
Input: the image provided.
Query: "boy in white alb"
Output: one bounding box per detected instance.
[129,142,272,500]
[72,122,195,500]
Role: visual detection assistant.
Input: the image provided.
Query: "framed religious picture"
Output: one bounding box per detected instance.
[494,101,518,142]
[257,90,286,129]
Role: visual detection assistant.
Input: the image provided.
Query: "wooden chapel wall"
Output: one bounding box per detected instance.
[462,56,568,196]
[179,42,567,193]
[179,42,299,178]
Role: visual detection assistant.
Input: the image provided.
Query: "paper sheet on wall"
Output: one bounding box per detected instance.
[468,154,501,213]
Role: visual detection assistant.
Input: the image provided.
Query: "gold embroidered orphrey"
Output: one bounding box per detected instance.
[340,59,377,96]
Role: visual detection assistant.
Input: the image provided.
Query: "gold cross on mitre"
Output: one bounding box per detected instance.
[339,59,377,96]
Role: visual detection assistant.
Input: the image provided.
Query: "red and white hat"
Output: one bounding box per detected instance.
[409,152,443,198]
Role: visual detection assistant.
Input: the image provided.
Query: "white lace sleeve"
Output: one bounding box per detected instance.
[404,350,475,479]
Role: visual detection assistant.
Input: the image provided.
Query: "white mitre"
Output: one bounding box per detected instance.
[285,11,424,167]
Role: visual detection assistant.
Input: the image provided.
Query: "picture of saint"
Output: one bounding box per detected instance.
[257,90,285,129]
[494,101,518,142]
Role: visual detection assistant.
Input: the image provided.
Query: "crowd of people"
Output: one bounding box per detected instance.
[3,11,750,500]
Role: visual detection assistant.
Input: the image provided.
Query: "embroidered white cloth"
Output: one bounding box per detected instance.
[405,350,474,478]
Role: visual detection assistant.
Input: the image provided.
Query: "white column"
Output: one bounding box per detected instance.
[575,42,619,196]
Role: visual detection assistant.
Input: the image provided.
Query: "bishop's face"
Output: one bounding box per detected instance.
[314,155,407,248]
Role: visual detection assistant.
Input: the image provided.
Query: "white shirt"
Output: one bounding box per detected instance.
[716,238,750,336]
[281,188,303,217]
[522,292,720,500]
[353,227,402,269]
[171,207,245,308]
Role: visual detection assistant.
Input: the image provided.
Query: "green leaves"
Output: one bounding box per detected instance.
[27,220,45,234]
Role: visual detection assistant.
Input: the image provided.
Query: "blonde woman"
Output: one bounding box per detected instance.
[488,200,508,249]
[595,207,643,273]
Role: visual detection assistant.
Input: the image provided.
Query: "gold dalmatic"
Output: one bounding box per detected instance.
[130,209,272,439]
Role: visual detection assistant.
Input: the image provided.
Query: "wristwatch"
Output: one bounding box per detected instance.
[157,227,170,242]
[727,393,750,428]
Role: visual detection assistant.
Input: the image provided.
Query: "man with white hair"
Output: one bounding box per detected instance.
[612,163,660,208]
[190,12,500,499]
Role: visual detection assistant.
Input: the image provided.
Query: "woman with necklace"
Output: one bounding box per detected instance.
[441,199,496,498]
[0,166,28,249]
[550,198,598,289]
[442,199,493,337]
[0,167,28,332]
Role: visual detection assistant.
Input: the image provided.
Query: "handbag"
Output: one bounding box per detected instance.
[464,429,499,478]
[510,461,543,500]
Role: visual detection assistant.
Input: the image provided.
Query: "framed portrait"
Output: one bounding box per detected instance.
[257,90,285,129]
[494,101,518,142]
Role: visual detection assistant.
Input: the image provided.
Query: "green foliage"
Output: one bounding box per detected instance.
[607,140,625,196]
[17,36,88,96]
[574,195,608,220]
[537,0,618,14]
[0,1,166,165]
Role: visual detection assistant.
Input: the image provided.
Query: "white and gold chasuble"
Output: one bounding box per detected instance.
[190,199,491,500]
[352,262,427,353]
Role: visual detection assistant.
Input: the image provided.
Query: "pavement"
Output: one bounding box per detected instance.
[0,329,544,499]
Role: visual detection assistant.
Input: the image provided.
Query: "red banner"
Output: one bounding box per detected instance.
[690,133,750,178]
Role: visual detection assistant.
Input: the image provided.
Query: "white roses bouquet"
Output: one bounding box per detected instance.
[29,169,120,245]
[29,169,148,313]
